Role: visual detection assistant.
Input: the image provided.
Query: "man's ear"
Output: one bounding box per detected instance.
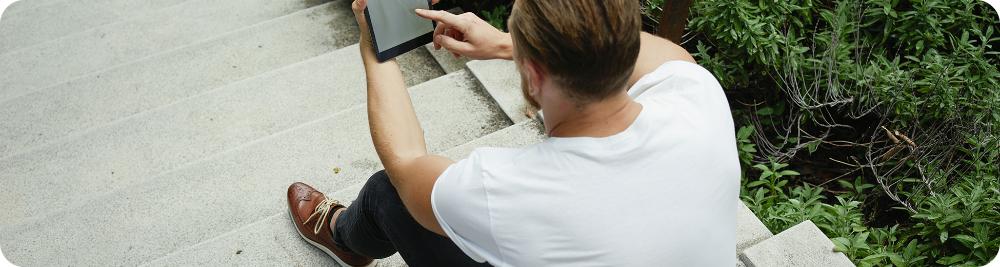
[521,60,546,96]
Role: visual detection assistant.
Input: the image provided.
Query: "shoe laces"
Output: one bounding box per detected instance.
[304,197,341,235]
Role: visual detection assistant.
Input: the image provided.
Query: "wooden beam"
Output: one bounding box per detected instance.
[656,0,694,43]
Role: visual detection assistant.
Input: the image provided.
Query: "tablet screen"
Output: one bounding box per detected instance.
[367,0,434,54]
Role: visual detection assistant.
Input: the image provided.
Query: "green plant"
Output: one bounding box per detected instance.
[481,5,509,31]
[735,125,757,169]
[909,179,1000,266]
[837,176,875,200]
[640,0,666,26]
[747,160,800,202]
[688,0,999,264]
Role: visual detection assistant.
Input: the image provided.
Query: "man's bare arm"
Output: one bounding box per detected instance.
[352,0,450,236]
[627,32,696,88]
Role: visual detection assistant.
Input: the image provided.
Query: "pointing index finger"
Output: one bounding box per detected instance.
[415,9,468,31]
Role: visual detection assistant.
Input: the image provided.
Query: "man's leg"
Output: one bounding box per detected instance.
[333,170,489,266]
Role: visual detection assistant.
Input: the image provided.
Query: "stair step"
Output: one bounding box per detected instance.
[740,220,855,267]
[0,0,61,16]
[737,201,772,253]
[0,0,339,101]
[0,44,442,226]
[424,43,470,74]
[444,118,544,157]
[139,182,405,267]
[0,0,189,51]
[466,59,531,123]
[0,70,509,266]
[0,0,357,158]
[147,120,776,267]
[142,119,543,266]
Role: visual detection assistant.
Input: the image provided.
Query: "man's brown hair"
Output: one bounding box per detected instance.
[509,0,641,103]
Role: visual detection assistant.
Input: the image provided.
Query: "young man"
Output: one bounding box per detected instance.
[286,0,740,266]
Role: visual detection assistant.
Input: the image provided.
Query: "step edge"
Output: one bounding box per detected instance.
[0,0,344,104]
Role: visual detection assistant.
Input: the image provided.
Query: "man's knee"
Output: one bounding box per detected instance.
[362,170,404,205]
[366,170,393,192]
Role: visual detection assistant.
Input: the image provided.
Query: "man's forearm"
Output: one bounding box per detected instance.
[359,39,429,176]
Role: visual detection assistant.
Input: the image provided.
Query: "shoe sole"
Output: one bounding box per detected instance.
[287,208,378,267]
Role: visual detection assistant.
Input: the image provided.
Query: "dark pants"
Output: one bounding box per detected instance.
[332,170,490,267]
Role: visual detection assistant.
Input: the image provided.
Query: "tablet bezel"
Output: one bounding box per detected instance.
[363,0,436,62]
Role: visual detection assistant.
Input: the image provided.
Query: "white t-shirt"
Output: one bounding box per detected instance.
[432,61,740,267]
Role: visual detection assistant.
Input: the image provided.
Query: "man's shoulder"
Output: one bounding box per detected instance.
[629,61,721,99]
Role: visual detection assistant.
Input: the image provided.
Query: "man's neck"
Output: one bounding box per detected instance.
[544,93,642,138]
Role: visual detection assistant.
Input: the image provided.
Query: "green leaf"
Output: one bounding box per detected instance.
[806,140,820,154]
[752,164,769,171]
[952,234,977,245]
[779,170,800,176]
[831,237,850,253]
[939,231,948,243]
[747,180,768,188]
[759,171,774,180]
[888,253,906,267]
[937,254,966,265]
[737,126,754,138]
[756,107,774,116]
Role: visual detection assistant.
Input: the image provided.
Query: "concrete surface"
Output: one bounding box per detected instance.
[144,119,544,266]
[0,0,335,102]
[466,59,532,123]
[141,182,408,267]
[0,70,509,266]
[0,0,62,16]
[444,118,544,158]
[737,201,773,252]
[0,45,442,226]
[740,220,855,267]
[425,43,470,73]
[0,0,359,158]
[0,0,821,265]
[0,0,189,51]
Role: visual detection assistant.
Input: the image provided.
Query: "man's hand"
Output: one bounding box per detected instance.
[351,0,377,60]
[415,9,513,60]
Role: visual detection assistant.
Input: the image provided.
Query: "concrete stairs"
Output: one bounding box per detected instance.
[0,0,190,51]
[0,1,853,266]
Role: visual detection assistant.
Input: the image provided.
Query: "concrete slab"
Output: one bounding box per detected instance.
[0,0,61,16]
[0,70,509,266]
[141,120,543,266]
[466,59,532,123]
[0,0,359,158]
[0,0,190,52]
[0,45,442,226]
[740,220,855,267]
[737,201,772,252]
[0,0,339,101]
[140,183,409,267]
[425,43,470,73]
[139,182,411,267]
[444,118,544,158]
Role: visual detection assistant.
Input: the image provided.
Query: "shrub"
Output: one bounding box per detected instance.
[657,0,1000,265]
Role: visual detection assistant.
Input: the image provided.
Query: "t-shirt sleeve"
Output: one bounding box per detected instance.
[431,150,501,264]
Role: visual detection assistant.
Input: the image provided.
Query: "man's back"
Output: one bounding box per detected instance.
[433,61,740,266]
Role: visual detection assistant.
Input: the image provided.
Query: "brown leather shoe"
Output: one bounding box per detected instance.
[287,182,374,267]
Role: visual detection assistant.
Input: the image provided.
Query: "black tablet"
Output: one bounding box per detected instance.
[364,0,436,62]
